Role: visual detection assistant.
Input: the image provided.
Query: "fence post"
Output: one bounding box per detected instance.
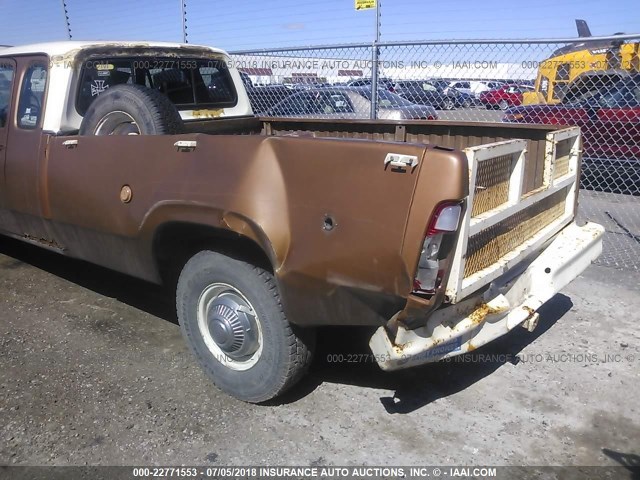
[370,1,381,119]
[180,0,188,43]
[60,0,72,40]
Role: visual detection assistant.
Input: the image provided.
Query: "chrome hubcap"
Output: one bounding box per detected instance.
[198,283,263,371]
[94,111,140,135]
[207,295,259,358]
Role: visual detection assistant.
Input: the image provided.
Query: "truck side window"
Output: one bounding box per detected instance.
[17,64,47,129]
[0,63,14,128]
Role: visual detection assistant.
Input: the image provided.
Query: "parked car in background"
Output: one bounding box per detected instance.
[394,80,478,109]
[446,80,504,98]
[503,74,640,193]
[480,84,535,110]
[474,81,507,97]
[517,79,535,88]
[347,77,396,91]
[267,87,438,120]
[239,71,293,114]
[445,80,471,96]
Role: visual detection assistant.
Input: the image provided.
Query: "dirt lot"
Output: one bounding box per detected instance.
[0,233,639,468]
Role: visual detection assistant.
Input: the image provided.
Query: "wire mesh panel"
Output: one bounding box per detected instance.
[230,35,640,270]
[472,154,513,217]
[465,188,568,278]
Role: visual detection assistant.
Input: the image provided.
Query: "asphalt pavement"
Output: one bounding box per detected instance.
[0,234,639,468]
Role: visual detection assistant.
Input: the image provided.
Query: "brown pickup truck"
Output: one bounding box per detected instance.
[0,41,604,403]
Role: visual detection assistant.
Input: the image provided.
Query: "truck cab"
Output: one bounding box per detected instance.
[0,41,253,240]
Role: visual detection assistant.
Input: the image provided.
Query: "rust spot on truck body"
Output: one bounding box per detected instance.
[193,109,223,119]
[393,342,411,354]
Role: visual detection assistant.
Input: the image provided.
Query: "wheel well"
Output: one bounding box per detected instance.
[153,222,274,289]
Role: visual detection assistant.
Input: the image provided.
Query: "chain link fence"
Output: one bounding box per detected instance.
[230,36,640,270]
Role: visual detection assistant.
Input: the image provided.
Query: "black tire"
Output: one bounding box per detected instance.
[176,251,315,403]
[498,99,510,110]
[79,84,183,135]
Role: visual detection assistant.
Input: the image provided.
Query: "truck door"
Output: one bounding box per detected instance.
[0,58,16,211]
[4,57,50,239]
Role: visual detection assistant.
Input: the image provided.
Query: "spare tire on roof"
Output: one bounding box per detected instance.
[79,84,183,135]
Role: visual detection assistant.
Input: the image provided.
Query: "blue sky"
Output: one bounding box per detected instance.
[1,0,638,50]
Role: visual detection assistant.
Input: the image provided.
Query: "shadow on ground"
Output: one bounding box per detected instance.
[0,236,176,324]
[281,294,572,412]
[603,449,640,480]
[1,236,572,412]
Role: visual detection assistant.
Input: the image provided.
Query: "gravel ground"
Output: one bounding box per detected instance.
[578,191,640,271]
[0,234,639,468]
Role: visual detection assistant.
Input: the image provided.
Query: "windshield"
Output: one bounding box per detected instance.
[358,89,414,107]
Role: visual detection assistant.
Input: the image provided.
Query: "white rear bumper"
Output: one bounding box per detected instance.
[369,221,604,371]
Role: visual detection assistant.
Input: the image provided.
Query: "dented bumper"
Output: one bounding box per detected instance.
[369,221,604,371]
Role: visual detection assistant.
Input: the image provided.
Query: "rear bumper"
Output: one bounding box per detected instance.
[369,221,604,371]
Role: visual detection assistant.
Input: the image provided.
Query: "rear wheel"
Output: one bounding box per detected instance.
[498,99,510,110]
[176,251,315,403]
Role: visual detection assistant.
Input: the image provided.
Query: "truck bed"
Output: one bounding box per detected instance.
[184,117,563,196]
[183,115,580,306]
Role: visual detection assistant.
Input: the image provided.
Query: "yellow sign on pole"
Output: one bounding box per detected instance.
[355,0,376,10]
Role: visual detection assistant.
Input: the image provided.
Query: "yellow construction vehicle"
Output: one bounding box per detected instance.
[523,20,640,105]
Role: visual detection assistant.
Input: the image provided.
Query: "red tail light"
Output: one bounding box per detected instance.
[413,202,462,294]
[425,202,462,236]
